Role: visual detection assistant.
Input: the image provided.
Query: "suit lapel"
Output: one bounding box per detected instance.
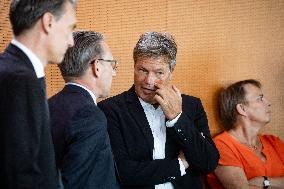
[126,86,154,156]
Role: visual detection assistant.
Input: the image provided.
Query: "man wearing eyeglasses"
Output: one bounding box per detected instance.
[48,31,119,189]
[98,32,219,189]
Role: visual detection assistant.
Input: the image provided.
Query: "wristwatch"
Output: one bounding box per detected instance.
[263,176,270,189]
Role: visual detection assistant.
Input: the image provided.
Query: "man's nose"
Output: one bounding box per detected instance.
[112,69,117,76]
[145,72,157,85]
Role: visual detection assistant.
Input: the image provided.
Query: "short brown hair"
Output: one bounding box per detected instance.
[219,79,261,130]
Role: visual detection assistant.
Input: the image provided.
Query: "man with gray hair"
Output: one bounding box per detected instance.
[49,31,120,189]
[0,0,76,188]
[98,32,219,189]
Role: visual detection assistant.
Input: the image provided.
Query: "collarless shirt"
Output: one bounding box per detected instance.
[11,39,45,78]
[66,82,97,105]
[138,98,185,189]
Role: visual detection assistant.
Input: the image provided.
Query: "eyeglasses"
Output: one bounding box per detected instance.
[97,59,118,71]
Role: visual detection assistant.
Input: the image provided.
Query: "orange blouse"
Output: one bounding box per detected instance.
[207,131,284,189]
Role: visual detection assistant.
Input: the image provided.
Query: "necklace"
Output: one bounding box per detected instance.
[230,130,260,151]
[240,141,258,150]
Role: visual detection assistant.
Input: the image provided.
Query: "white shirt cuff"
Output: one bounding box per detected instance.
[166,112,182,127]
[178,158,186,176]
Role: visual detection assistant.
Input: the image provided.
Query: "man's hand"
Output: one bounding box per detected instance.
[154,83,182,120]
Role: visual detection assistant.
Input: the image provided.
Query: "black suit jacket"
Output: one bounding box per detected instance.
[49,84,120,189]
[98,86,219,189]
[0,44,58,188]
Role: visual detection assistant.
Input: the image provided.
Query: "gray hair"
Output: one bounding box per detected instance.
[59,31,104,82]
[133,32,177,71]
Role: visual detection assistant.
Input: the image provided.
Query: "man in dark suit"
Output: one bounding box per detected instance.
[49,31,120,189]
[98,32,220,189]
[0,0,76,188]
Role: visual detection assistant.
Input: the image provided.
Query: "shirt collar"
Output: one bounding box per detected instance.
[138,97,161,110]
[66,82,97,105]
[11,38,45,78]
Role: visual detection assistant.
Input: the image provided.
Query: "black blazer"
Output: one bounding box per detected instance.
[98,86,219,189]
[0,44,58,188]
[49,85,120,189]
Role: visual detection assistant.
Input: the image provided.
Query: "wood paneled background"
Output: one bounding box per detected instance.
[1,0,283,139]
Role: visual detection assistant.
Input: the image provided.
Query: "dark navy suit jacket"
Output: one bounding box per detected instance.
[98,86,219,189]
[49,84,119,189]
[0,44,58,188]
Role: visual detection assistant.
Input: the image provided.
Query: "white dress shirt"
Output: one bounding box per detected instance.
[139,98,186,189]
[11,39,45,78]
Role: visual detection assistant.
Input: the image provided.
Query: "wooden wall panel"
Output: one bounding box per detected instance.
[0,0,283,139]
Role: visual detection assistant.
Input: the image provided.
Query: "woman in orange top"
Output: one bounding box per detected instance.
[207,79,284,189]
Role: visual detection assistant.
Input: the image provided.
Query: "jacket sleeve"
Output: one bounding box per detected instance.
[98,102,183,186]
[170,96,219,174]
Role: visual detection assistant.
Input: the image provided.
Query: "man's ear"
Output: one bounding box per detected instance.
[236,104,246,116]
[169,65,175,80]
[170,64,175,72]
[91,60,100,78]
[41,12,54,33]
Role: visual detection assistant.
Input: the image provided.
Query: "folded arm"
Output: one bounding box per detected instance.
[107,114,183,186]
[169,96,220,173]
[215,165,284,189]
